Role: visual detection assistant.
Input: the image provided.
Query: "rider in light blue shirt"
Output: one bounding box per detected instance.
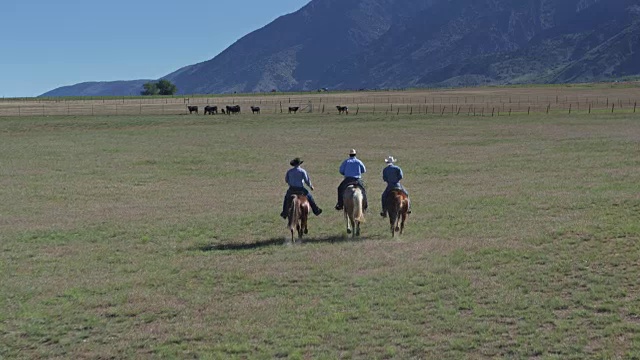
[280,157,322,218]
[380,156,411,217]
[335,149,368,211]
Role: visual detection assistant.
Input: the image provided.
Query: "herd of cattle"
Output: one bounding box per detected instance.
[186,105,349,115]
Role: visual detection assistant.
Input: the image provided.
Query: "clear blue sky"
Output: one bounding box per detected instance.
[0,0,310,97]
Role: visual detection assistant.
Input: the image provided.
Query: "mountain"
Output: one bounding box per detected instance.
[40,80,152,97]
[40,0,640,96]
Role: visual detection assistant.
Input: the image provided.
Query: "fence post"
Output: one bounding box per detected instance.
[527,106,530,115]
[589,104,591,114]
[612,103,615,113]
[547,104,550,114]
[492,108,495,117]
[634,102,637,113]
[569,104,571,114]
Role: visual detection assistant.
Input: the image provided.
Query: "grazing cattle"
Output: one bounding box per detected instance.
[251,106,261,114]
[288,106,300,114]
[204,105,218,115]
[287,194,310,243]
[187,105,198,114]
[226,105,241,115]
[336,105,349,115]
[343,185,364,237]
[385,190,409,237]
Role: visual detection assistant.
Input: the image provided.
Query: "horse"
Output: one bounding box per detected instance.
[204,105,218,115]
[288,106,300,114]
[385,189,409,237]
[336,105,349,115]
[187,105,198,114]
[251,106,261,114]
[226,105,241,115]
[343,185,364,237]
[287,194,310,242]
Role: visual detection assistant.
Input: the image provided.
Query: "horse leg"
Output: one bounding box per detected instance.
[355,221,360,237]
[345,212,352,234]
[400,212,406,235]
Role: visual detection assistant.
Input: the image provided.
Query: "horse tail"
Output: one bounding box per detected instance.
[287,195,299,232]
[353,189,365,222]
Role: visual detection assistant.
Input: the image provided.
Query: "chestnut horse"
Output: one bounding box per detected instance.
[343,185,364,237]
[287,194,310,242]
[385,190,409,237]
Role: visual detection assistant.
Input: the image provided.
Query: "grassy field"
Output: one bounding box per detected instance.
[1,108,640,358]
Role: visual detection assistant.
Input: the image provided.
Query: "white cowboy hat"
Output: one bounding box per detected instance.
[384,156,397,164]
[349,149,357,155]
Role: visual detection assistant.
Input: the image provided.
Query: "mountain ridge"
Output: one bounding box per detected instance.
[40,0,640,97]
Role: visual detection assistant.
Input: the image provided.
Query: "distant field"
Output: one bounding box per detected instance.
[1,83,639,117]
[1,92,640,358]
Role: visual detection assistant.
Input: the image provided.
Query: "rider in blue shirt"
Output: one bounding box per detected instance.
[380,156,411,217]
[280,157,322,219]
[335,149,368,211]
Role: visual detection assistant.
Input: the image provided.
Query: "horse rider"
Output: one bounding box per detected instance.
[280,157,322,219]
[380,155,411,218]
[335,149,368,211]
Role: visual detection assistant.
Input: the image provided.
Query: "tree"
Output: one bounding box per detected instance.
[157,79,177,95]
[141,82,158,96]
[141,80,177,96]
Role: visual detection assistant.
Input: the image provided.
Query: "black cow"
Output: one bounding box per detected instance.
[288,106,300,114]
[187,105,198,114]
[204,105,218,115]
[336,105,349,115]
[226,105,241,115]
[251,106,260,114]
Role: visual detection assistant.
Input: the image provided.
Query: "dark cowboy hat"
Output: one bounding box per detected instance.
[290,157,303,166]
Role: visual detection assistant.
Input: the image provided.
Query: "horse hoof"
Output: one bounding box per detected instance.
[304,229,308,234]
[346,229,352,234]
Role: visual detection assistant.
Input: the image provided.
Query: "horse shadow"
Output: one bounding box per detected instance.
[192,234,375,252]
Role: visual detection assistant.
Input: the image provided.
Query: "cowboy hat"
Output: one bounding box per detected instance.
[290,157,303,166]
[349,149,357,155]
[384,156,397,164]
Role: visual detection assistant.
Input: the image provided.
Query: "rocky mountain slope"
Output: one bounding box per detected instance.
[41,0,640,96]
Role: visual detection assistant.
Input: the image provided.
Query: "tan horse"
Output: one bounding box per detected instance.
[343,185,364,237]
[385,190,409,237]
[287,194,310,242]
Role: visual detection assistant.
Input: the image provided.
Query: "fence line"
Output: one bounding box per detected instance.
[1,95,639,117]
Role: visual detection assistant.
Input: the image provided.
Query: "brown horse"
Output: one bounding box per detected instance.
[343,185,364,237]
[385,190,409,237]
[287,194,310,242]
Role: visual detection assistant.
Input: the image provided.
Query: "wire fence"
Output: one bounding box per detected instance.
[0,94,638,117]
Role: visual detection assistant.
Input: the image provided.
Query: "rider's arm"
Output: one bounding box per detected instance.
[360,160,366,174]
[339,160,346,176]
[304,170,313,189]
[397,167,403,181]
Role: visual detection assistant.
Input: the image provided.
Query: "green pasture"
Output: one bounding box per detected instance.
[1,112,639,359]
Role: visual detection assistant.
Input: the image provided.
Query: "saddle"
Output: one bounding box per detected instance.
[290,190,306,196]
[345,180,364,190]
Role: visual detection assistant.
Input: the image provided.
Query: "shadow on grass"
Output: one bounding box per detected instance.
[192,234,379,252]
